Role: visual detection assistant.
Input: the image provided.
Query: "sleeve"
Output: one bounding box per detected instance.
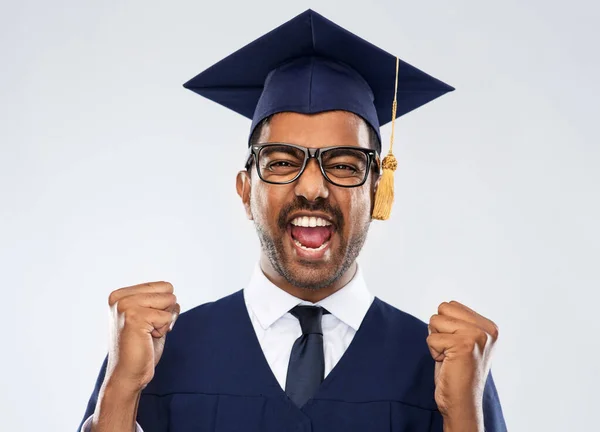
[77,356,108,431]
[482,371,508,432]
[79,414,144,432]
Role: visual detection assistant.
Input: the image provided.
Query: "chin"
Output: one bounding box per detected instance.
[256,219,362,291]
[277,254,346,291]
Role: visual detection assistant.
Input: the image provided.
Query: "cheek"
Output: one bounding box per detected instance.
[341,188,373,226]
[250,181,292,226]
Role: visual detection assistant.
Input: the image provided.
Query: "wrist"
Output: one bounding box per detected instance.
[102,376,143,401]
[103,368,147,396]
[91,378,142,432]
[442,407,484,432]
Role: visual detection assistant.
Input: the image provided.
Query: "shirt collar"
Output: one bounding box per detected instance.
[244,263,374,331]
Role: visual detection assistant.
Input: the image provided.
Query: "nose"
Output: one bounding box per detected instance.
[294,158,330,202]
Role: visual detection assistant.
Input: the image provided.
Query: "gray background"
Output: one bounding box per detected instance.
[1,0,598,430]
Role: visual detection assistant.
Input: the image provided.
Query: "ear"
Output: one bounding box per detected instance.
[370,173,382,220]
[236,170,253,220]
[372,173,381,196]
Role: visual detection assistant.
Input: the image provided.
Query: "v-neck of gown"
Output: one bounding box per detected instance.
[235,289,382,409]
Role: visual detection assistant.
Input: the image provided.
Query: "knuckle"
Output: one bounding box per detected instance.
[460,337,476,352]
[465,341,476,353]
[426,333,439,343]
[108,290,120,306]
[122,307,139,322]
[449,300,465,310]
[476,330,488,347]
[490,322,500,340]
[437,302,450,314]
[115,299,127,314]
[152,292,176,306]
[160,281,174,292]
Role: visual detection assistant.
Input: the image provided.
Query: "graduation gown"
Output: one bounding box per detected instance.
[79,290,506,431]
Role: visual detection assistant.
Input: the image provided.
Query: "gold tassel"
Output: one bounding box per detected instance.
[372,57,400,221]
[372,152,397,220]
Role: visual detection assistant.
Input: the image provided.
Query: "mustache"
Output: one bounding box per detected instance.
[277,197,344,231]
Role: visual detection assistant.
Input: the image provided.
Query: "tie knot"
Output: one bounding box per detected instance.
[290,306,330,335]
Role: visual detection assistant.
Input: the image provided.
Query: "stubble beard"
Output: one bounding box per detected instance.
[253,217,370,291]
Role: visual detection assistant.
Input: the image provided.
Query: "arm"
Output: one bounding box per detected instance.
[427,301,507,432]
[80,397,144,432]
[78,281,180,431]
[440,372,506,431]
[89,379,142,432]
[78,357,144,432]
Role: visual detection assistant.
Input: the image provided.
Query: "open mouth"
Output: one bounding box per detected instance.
[287,215,335,259]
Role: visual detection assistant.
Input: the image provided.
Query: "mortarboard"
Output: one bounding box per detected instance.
[183,9,454,220]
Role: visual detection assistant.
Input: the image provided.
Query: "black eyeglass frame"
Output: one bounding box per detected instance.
[244,142,381,188]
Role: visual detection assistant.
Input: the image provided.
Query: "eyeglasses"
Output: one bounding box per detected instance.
[245,143,380,188]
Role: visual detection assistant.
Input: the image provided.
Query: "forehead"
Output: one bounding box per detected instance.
[259,111,372,149]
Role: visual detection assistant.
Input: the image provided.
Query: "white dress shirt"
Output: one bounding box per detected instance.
[244,263,374,389]
[81,263,374,431]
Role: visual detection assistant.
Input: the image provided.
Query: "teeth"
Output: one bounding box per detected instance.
[290,216,332,227]
[293,238,329,251]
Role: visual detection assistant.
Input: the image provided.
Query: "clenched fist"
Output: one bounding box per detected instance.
[105,281,181,392]
[427,301,499,431]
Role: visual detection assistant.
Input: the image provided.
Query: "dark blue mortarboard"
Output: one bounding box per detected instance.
[183,9,454,147]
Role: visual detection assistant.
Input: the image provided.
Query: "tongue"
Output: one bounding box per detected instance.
[290,226,331,249]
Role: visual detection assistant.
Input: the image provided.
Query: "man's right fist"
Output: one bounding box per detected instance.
[105,281,180,392]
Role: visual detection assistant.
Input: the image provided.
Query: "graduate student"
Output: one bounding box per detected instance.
[79,9,507,432]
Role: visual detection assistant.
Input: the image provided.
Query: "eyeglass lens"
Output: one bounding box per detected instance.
[257,144,369,186]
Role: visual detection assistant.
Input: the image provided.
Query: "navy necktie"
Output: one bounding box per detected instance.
[285,305,330,408]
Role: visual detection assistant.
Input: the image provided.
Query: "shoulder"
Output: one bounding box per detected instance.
[373,297,429,337]
[170,289,245,333]
[370,297,431,357]
[356,297,437,409]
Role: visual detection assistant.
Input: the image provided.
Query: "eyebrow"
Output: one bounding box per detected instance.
[260,145,304,158]
[322,147,366,157]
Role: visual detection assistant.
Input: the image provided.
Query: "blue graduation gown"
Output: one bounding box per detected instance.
[79,290,506,431]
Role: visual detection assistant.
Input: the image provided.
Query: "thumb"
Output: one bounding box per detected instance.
[169,303,181,331]
[151,303,181,338]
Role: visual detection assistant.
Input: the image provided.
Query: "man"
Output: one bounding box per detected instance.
[79,9,506,432]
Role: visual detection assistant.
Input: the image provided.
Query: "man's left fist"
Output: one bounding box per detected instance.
[427,301,499,429]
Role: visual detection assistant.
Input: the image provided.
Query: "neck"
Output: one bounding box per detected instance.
[259,254,357,303]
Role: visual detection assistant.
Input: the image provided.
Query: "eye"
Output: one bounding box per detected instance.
[267,160,300,169]
[330,164,357,172]
[264,159,302,173]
